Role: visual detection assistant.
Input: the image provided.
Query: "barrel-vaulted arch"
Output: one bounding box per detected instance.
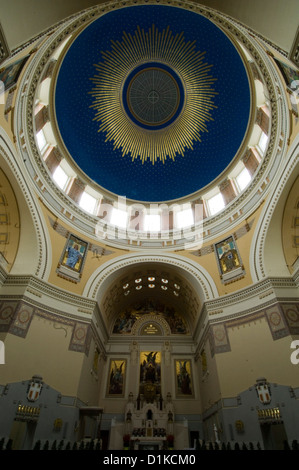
[0,128,52,280]
[83,252,219,333]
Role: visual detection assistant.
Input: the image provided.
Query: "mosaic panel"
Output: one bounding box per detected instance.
[264,304,289,340]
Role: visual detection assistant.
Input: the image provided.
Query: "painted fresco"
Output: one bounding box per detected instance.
[107,359,126,397]
[112,300,188,335]
[175,359,193,397]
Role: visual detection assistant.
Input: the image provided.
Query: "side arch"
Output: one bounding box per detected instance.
[84,252,218,302]
[0,129,52,279]
[250,134,299,281]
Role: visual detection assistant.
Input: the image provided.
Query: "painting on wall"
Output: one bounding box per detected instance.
[107,359,126,397]
[175,359,193,397]
[215,236,242,275]
[140,351,161,384]
[112,300,189,335]
[274,58,299,91]
[60,234,88,273]
[0,55,30,94]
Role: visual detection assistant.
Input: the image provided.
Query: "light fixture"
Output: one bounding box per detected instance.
[148,284,155,288]
[123,283,129,289]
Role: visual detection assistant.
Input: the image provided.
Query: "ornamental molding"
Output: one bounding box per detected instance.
[3,274,96,312]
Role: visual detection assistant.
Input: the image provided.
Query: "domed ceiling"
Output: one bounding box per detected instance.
[54,4,251,202]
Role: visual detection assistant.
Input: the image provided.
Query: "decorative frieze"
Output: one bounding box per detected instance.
[0,298,92,355]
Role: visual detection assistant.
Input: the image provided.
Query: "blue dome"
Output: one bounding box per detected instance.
[54,4,251,202]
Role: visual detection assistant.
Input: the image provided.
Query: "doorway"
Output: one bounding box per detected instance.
[9,420,36,450]
[260,422,288,450]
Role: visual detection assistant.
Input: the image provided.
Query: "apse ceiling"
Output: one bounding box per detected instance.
[54,4,251,202]
[100,262,201,331]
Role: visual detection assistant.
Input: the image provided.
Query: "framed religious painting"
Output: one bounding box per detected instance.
[106,359,126,397]
[0,55,30,94]
[56,234,89,283]
[273,58,299,118]
[175,359,194,398]
[214,235,245,284]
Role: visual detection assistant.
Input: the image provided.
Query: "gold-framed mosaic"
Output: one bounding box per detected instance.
[214,235,244,284]
[56,234,89,283]
[106,359,126,397]
[175,359,194,398]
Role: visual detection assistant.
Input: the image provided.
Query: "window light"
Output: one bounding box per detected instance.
[144,214,161,232]
[207,192,225,216]
[257,132,268,154]
[36,130,47,153]
[79,191,97,214]
[110,208,128,228]
[236,167,251,192]
[176,208,194,229]
[52,165,69,190]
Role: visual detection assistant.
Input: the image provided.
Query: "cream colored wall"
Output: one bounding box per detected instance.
[197,337,221,413]
[77,336,103,405]
[184,204,264,297]
[215,318,299,398]
[1,0,297,53]
[0,315,84,396]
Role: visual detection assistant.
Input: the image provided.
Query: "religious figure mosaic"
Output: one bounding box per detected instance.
[56,234,89,283]
[215,236,242,275]
[107,359,126,397]
[175,359,193,397]
[112,300,188,335]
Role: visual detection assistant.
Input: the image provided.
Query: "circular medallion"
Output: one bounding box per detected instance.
[123,63,184,129]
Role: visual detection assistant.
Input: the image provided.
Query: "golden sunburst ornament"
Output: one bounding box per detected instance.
[89,24,218,164]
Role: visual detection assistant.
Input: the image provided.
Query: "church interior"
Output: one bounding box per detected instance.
[0,0,298,451]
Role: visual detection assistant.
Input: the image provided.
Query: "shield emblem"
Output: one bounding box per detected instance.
[27,381,42,402]
[256,379,271,404]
